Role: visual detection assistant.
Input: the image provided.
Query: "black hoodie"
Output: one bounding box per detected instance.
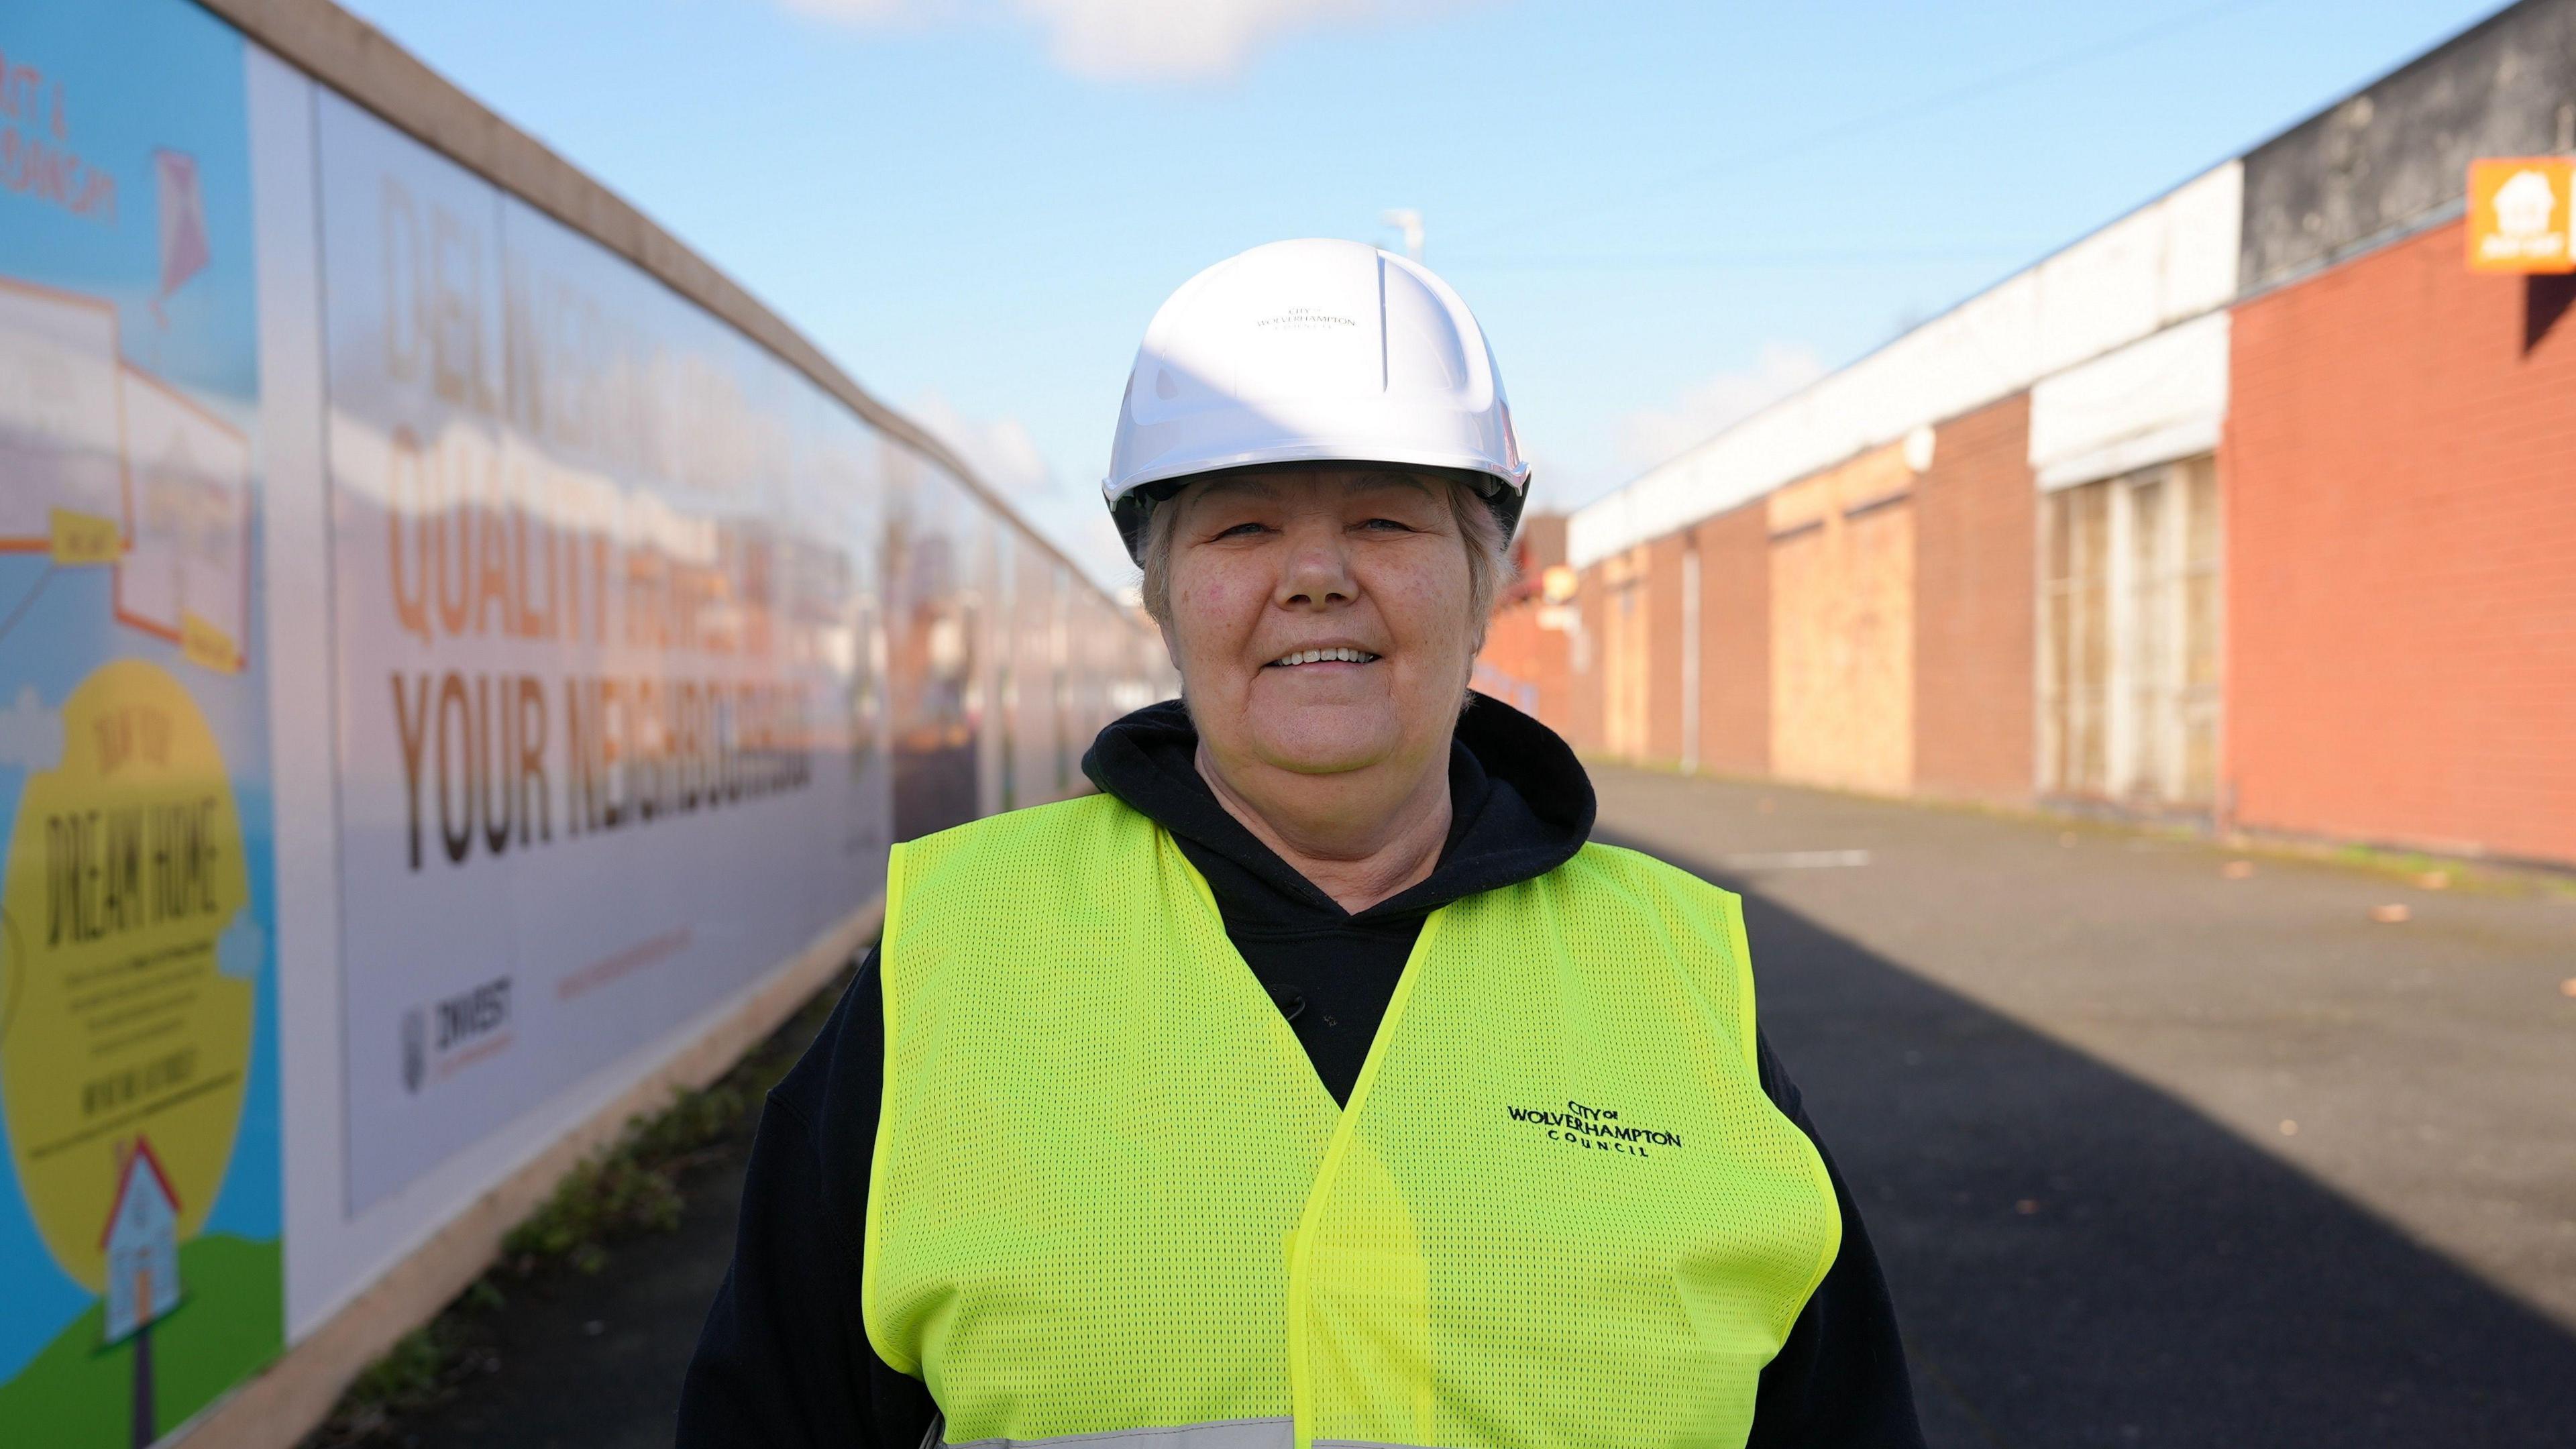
[678,697,1924,1448]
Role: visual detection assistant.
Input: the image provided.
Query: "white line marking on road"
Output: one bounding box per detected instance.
[1713,849,1872,870]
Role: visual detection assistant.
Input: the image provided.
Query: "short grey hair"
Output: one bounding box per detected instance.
[1138,468,1511,649]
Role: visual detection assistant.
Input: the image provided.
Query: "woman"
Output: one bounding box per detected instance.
[681,240,1922,1448]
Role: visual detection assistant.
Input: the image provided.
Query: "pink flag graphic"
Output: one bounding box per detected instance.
[152,149,210,323]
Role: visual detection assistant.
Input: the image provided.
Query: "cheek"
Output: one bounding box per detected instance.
[1168,561,1269,667]
[1375,556,1477,667]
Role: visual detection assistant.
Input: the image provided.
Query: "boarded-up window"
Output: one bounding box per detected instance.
[2039,455,2221,806]
[1603,547,1651,761]
[1768,443,1916,795]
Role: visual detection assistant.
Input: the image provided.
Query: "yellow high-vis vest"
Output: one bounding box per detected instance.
[864,794,1840,1449]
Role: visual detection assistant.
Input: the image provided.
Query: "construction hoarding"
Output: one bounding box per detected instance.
[1,1,1169,1442]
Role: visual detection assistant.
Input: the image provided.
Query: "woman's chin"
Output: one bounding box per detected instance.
[1247,720,1406,778]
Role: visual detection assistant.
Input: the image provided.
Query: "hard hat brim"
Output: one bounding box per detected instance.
[1110,455,1529,567]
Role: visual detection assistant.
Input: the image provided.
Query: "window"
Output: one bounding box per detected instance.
[2038,456,2221,808]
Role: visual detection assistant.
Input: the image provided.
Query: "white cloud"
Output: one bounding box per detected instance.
[0,684,61,773]
[1613,342,1827,474]
[782,0,1480,81]
[1514,443,1588,519]
[906,391,1138,594]
[912,391,1053,498]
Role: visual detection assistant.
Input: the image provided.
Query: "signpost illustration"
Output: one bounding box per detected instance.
[103,1138,184,1347]
[103,1138,183,1446]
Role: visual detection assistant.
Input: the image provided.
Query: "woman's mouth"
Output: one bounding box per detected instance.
[1267,647,1381,667]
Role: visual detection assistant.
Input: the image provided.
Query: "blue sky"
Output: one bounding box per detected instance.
[336,0,2506,588]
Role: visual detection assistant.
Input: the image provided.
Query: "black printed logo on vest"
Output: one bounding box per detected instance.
[1506,1099,1682,1159]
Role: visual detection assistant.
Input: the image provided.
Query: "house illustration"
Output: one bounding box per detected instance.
[102,1137,183,1344]
[2493,168,2559,238]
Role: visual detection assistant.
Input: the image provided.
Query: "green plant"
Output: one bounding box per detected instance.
[345,1326,447,1413]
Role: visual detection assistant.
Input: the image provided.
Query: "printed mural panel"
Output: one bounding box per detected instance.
[113,365,253,669]
[315,93,898,1210]
[0,280,125,549]
[0,1,285,1443]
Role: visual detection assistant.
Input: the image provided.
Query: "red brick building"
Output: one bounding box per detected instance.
[1508,0,2576,866]
[1911,396,2036,804]
[2226,222,2576,863]
[1692,504,1772,777]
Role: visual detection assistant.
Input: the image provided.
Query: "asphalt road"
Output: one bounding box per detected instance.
[396,769,2576,1448]
[1591,767,2576,1446]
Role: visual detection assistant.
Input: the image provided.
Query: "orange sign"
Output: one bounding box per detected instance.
[2467,158,2575,273]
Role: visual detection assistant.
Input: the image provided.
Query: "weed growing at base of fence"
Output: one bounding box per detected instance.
[336,1325,451,1428]
[499,1138,690,1275]
[303,959,862,1447]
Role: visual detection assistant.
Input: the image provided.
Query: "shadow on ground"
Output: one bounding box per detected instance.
[389,837,2576,1449]
[1602,828,2576,1448]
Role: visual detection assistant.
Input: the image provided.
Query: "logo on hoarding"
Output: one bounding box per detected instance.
[400,977,515,1091]
[400,1009,426,1095]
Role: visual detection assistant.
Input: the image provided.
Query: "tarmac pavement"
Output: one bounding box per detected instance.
[395,767,2576,1448]
[1591,767,2576,1446]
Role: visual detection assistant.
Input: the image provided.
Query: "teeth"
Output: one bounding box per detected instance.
[1274,647,1375,666]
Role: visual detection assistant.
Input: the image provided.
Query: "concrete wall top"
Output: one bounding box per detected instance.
[191,0,1130,610]
[1568,162,2242,570]
[2240,0,2576,294]
[2029,310,2231,490]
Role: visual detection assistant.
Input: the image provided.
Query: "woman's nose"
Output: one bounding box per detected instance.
[1275,532,1356,609]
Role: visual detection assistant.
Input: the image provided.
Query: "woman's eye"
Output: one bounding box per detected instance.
[1214,521,1268,539]
[1358,517,1413,533]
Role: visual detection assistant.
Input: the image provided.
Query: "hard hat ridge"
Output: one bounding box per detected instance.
[1104,238,1530,565]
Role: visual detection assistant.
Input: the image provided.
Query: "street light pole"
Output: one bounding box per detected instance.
[1381,209,1424,262]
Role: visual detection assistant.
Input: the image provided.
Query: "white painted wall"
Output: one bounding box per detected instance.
[2029,311,2231,491]
[1569,162,2243,568]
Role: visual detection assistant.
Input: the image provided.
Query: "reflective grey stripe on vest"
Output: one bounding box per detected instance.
[939,1418,1296,1449]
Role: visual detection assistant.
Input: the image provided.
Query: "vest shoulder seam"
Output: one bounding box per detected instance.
[1565,840,1742,901]
[890,794,1140,888]
[883,795,1148,949]
[917,790,1130,845]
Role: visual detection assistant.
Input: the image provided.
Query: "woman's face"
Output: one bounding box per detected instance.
[1162,466,1477,788]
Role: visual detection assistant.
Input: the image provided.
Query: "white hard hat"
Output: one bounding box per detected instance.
[1103,238,1529,564]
